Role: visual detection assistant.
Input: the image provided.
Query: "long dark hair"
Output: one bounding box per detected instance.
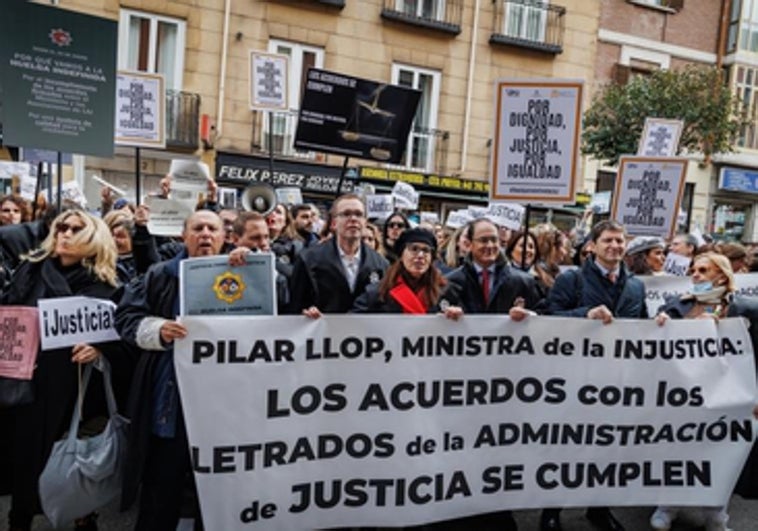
[378,259,446,309]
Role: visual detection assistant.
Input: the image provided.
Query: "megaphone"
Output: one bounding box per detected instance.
[241,183,277,215]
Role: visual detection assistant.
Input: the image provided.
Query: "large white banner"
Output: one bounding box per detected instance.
[174,315,757,531]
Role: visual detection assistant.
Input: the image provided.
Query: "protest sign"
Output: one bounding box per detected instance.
[19,175,37,202]
[392,181,419,210]
[420,211,440,225]
[590,191,611,214]
[640,272,758,317]
[115,70,166,148]
[179,254,276,316]
[0,161,31,182]
[42,180,88,208]
[445,209,473,229]
[38,297,118,351]
[486,202,524,230]
[175,315,756,531]
[170,159,211,192]
[250,51,288,111]
[275,187,303,206]
[366,194,394,220]
[0,307,40,380]
[663,252,691,276]
[491,80,583,203]
[144,196,196,237]
[638,118,683,158]
[467,206,488,220]
[612,157,688,239]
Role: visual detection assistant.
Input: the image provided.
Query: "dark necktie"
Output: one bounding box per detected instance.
[606,271,617,284]
[481,268,490,305]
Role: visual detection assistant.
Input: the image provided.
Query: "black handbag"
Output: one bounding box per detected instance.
[0,375,34,408]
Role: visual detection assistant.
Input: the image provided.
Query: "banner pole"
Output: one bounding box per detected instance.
[56,152,62,211]
[521,203,531,269]
[135,147,142,206]
[335,156,350,199]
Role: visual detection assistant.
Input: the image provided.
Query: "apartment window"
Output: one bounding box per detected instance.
[118,9,185,90]
[728,0,742,53]
[504,0,547,43]
[398,0,446,21]
[392,64,440,172]
[740,0,758,52]
[734,65,758,149]
[266,40,324,157]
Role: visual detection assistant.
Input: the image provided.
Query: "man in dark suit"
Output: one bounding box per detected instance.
[287,193,388,315]
[439,218,541,531]
[541,219,646,531]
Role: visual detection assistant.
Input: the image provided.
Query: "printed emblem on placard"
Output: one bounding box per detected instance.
[213,271,246,303]
[49,29,73,47]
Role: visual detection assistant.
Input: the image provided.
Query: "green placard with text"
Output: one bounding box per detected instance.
[0,1,116,157]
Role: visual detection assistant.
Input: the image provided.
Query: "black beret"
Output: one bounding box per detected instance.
[394,227,436,255]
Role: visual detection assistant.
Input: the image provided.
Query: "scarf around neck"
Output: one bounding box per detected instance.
[389,275,427,314]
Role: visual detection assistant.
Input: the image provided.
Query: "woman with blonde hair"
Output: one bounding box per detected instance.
[652,252,758,531]
[1,209,124,531]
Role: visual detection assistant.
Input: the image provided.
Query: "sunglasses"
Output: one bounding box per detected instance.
[387,222,406,229]
[55,221,85,235]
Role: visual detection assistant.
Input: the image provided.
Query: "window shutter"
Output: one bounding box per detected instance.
[612,64,631,85]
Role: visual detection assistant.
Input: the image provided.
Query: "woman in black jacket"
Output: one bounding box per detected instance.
[1,209,124,531]
[353,228,460,317]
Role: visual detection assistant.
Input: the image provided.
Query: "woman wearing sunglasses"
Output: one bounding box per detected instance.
[382,211,410,263]
[1,209,125,531]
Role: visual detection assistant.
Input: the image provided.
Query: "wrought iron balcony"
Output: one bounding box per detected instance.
[490,0,566,55]
[381,0,463,35]
[252,109,319,161]
[396,126,450,174]
[166,89,200,151]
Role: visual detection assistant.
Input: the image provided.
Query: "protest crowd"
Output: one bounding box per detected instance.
[1,180,758,531]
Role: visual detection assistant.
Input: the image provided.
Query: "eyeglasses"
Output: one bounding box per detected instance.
[336,210,365,219]
[406,244,433,256]
[387,222,406,229]
[55,221,85,235]
[473,236,498,244]
[692,266,713,275]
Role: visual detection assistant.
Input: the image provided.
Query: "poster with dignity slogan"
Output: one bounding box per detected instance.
[174,315,757,530]
[0,307,40,379]
[491,80,583,203]
[611,156,688,239]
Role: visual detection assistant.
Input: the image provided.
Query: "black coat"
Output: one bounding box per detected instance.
[0,258,127,516]
[351,282,441,314]
[287,238,388,314]
[658,294,758,499]
[443,256,542,314]
[545,258,647,318]
[114,251,184,510]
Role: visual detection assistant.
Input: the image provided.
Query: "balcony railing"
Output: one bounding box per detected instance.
[381,0,463,35]
[252,109,318,161]
[166,89,200,151]
[490,0,566,55]
[396,126,449,174]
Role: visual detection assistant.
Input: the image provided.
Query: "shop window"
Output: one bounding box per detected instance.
[711,202,750,241]
[118,9,185,90]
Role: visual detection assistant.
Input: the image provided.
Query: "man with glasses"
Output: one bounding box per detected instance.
[287,193,388,315]
[440,218,541,531]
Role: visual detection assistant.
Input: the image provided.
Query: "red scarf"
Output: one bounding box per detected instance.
[389,276,427,314]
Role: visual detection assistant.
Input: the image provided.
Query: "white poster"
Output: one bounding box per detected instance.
[42,180,87,208]
[169,159,211,192]
[366,194,394,219]
[612,156,688,239]
[115,71,166,148]
[638,118,683,158]
[590,190,611,214]
[392,181,419,210]
[144,196,196,237]
[250,51,288,111]
[640,272,758,317]
[486,202,525,230]
[491,80,583,203]
[663,252,692,276]
[19,174,37,201]
[38,296,118,351]
[175,315,757,531]
[445,209,473,229]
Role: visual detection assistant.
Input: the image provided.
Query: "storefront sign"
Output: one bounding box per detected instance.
[0,3,117,157]
[216,152,355,195]
[491,80,583,203]
[358,167,489,196]
[719,167,758,195]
